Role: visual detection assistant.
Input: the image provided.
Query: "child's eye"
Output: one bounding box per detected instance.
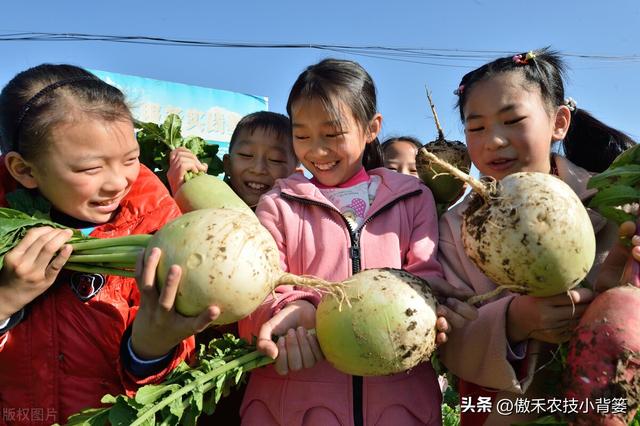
[78,167,101,174]
[294,135,309,141]
[237,153,253,158]
[269,158,287,164]
[125,157,139,165]
[466,126,484,133]
[326,132,345,138]
[505,117,525,125]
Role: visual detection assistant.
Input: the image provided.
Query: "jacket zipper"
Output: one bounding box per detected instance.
[281,189,421,426]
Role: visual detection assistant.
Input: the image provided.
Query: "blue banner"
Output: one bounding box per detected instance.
[91,69,269,158]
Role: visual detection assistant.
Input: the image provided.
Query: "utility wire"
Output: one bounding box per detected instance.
[1,32,638,67]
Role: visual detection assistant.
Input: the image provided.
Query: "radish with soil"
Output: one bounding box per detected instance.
[416,90,471,211]
[418,150,596,302]
[563,285,640,425]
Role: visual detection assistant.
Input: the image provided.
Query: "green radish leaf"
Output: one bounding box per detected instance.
[587,164,640,190]
[167,394,185,419]
[610,143,640,169]
[134,383,179,405]
[589,185,640,209]
[62,407,111,426]
[162,114,183,150]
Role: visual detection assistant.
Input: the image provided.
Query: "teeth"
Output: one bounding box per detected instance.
[247,182,267,190]
[314,161,337,171]
[96,199,115,206]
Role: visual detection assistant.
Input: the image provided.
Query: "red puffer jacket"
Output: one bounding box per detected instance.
[0,163,192,425]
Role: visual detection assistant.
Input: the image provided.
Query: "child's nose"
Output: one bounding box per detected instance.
[486,132,509,150]
[249,157,268,174]
[103,168,129,192]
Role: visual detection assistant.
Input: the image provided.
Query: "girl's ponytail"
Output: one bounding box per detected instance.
[363,138,384,170]
[563,108,636,173]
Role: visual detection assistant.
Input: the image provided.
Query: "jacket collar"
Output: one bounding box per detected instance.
[277,167,424,214]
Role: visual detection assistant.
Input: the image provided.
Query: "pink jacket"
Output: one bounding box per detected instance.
[438,155,618,425]
[238,168,444,426]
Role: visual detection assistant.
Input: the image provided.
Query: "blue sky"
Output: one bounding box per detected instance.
[1,0,638,146]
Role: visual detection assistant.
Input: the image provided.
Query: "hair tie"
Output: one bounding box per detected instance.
[564,97,577,112]
[13,75,97,148]
[513,51,536,65]
[453,85,465,96]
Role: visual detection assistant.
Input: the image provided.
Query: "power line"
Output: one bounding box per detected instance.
[1,32,639,67]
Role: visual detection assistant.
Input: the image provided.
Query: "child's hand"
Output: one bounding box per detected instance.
[167,147,208,195]
[0,227,73,320]
[130,247,220,359]
[594,220,640,292]
[506,288,594,344]
[256,300,323,375]
[427,276,479,336]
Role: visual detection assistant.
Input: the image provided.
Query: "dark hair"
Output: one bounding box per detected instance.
[0,64,132,161]
[286,58,383,170]
[381,136,423,155]
[229,111,293,155]
[455,48,636,173]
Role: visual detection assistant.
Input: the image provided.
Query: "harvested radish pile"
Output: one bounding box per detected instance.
[416,90,471,211]
[316,268,438,376]
[419,151,596,302]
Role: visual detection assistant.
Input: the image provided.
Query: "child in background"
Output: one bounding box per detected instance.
[438,48,636,425]
[167,111,298,424]
[167,111,299,209]
[238,58,477,426]
[0,64,219,424]
[381,136,422,177]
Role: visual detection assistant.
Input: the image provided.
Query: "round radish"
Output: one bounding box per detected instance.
[315,268,438,376]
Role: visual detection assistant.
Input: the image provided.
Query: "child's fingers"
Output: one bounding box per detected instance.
[274,337,289,375]
[284,329,302,371]
[256,322,279,359]
[15,227,59,267]
[436,331,448,346]
[295,327,317,369]
[9,226,55,257]
[136,248,160,296]
[45,243,73,281]
[436,305,464,330]
[306,331,324,362]
[619,220,636,239]
[191,305,221,334]
[427,276,475,300]
[157,265,181,312]
[557,288,594,306]
[445,297,478,321]
[32,229,74,272]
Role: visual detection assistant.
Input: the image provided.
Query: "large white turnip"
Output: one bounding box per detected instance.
[315,268,438,376]
[419,150,596,302]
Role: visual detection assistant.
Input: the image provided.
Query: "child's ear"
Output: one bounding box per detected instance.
[366,113,383,144]
[222,153,231,176]
[552,106,571,141]
[4,152,39,189]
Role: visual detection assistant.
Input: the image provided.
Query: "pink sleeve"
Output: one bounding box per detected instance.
[404,186,444,281]
[437,211,532,393]
[237,192,321,342]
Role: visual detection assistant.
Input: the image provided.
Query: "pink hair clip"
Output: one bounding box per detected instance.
[513,51,536,65]
[453,84,465,96]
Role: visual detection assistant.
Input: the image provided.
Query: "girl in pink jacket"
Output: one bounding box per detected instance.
[438,48,636,425]
[238,58,477,426]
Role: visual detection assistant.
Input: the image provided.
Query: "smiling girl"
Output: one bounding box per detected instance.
[0,64,219,424]
[438,48,636,425]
